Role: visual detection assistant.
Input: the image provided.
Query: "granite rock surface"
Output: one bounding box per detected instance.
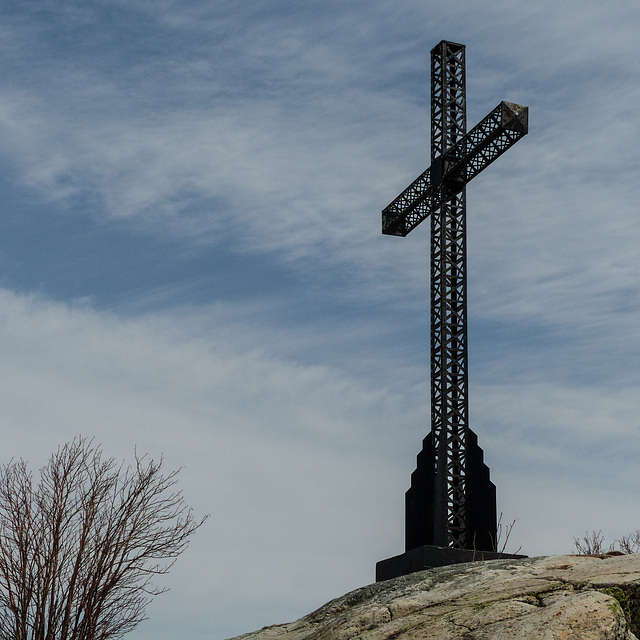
[229,554,640,639]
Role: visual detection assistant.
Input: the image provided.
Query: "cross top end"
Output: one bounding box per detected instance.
[432,40,465,54]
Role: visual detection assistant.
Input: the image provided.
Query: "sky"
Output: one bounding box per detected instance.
[1,1,640,638]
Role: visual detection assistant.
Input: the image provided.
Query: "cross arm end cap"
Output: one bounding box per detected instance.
[501,102,528,134]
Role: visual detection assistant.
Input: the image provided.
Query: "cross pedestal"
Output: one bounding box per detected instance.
[376,546,526,583]
[376,41,528,581]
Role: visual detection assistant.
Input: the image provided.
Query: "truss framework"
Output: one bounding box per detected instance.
[382,41,528,549]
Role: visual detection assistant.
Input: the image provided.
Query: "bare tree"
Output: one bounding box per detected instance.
[0,437,207,640]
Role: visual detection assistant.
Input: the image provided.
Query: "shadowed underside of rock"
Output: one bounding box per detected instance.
[229,554,640,640]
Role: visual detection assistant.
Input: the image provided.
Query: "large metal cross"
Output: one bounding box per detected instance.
[382,40,528,550]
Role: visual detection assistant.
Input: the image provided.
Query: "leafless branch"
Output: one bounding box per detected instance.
[490,512,521,557]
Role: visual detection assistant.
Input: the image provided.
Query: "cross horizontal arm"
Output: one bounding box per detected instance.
[442,101,528,190]
[381,101,527,237]
[381,167,443,237]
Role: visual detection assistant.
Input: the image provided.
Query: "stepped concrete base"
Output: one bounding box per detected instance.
[376,544,527,582]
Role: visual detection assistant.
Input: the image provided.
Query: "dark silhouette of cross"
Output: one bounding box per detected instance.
[382,40,528,556]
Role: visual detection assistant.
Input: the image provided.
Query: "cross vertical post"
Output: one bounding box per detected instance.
[376,40,528,579]
[430,41,469,549]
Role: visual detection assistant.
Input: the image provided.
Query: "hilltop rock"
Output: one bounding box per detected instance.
[229,554,640,639]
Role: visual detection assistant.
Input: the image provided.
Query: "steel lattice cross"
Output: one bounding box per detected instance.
[382,41,528,549]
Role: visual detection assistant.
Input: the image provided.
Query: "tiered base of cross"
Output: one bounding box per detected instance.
[376,428,526,582]
[406,429,497,551]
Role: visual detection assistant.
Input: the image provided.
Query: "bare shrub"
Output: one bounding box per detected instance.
[572,530,611,555]
[481,512,521,557]
[0,437,207,640]
[615,531,640,554]
[573,530,640,555]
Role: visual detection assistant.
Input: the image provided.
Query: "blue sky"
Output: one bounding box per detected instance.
[2,1,640,638]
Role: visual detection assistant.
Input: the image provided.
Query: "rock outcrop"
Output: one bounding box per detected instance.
[230,554,640,639]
